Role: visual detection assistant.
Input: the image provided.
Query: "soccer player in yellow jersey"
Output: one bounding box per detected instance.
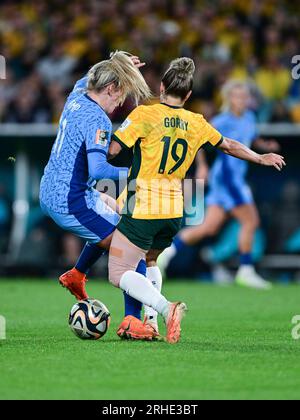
[107,57,285,344]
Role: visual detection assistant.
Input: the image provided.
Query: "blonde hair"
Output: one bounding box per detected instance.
[221,80,250,111]
[87,51,152,105]
[162,57,195,99]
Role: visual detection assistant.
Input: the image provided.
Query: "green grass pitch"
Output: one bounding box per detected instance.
[0,278,299,400]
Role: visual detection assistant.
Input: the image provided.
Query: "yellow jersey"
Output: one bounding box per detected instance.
[113,103,223,219]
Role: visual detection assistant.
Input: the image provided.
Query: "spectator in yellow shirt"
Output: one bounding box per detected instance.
[255,54,291,122]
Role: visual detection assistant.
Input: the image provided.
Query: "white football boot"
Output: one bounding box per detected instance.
[235,265,272,290]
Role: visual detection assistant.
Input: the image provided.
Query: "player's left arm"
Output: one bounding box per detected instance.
[218,137,286,171]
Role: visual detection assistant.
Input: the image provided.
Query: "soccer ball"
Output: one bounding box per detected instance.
[69,299,111,340]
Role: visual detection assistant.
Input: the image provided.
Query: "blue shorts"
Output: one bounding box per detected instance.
[206,181,254,212]
[40,198,120,244]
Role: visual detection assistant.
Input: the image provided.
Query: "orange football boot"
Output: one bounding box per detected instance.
[117,315,160,341]
[59,268,88,301]
[165,302,187,344]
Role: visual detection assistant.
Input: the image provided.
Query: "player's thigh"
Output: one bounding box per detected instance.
[230,203,260,228]
[203,205,227,231]
[108,229,147,287]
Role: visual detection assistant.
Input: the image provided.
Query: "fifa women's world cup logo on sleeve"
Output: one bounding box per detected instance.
[0,55,6,79]
[95,129,108,147]
[0,315,6,340]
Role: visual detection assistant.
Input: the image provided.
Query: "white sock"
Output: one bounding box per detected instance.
[120,271,169,316]
[158,244,177,272]
[238,265,254,273]
[144,266,162,324]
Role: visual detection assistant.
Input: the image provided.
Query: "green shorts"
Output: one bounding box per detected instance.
[117,215,183,251]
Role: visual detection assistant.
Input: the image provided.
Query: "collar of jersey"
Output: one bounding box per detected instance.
[227,110,246,119]
[160,102,183,109]
[84,93,106,112]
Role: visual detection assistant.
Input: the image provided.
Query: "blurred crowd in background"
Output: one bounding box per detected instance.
[1,0,300,124]
[1,0,300,279]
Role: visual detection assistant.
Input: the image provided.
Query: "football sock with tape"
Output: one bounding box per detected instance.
[123,259,146,320]
[120,270,169,316]
[75,242,106,274]
[144,266,162,323]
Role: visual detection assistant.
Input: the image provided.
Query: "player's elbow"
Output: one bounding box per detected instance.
[88,168,100,180]
[107,152,117,161]
[219,138,235,155]
[88,162,107,180]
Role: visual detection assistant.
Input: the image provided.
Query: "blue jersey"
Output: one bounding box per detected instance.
[40,77,113,214]
[209,110,257,185]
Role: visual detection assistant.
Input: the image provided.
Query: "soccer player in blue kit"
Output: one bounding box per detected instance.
[159,80,281,289]
[40,51,158,340]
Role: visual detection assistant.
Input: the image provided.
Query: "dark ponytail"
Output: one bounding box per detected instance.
[161,57,195,100]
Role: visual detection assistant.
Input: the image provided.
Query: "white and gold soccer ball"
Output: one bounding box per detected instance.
[69,299,111,340]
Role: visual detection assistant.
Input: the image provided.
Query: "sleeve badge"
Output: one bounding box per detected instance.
[95,129,108,147]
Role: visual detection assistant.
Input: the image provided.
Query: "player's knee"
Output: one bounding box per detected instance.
[205,224,220,237]
[108,259,121,287]
[244,215,260,231]
[108,270,120,287]
[146,249,161,266]
[252,217,260,230]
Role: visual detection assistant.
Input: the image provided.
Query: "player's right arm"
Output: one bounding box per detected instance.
[218,137,286,171]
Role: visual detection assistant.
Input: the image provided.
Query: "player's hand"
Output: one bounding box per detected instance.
[130,55,146,68]
[260,153,286,171]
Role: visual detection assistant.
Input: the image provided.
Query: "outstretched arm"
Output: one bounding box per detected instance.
[218,137,286,171]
